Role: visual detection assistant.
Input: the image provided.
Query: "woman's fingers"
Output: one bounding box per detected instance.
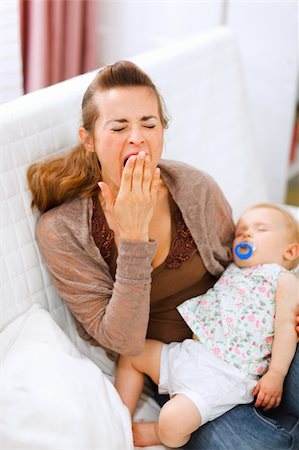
[141,154,153,194]
[131,151,146,193]
[120,151,157,197]
[131,152,160,198]
[150,167,161,203]
[99,153,160,240]
[119,154,136,195]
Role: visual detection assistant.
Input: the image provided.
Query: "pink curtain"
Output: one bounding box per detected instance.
[20,0,98,93]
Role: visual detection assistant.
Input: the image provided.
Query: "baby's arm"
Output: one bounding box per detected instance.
[253,272,299,410]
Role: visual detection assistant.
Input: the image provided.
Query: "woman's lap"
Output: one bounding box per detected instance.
[281,344,299,417]
[184,404,299,450]
[154,345,299,449]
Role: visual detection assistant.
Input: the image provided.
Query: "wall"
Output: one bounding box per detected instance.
[0,0,23,103]
[227,0,298,203]
[97,0,298,205]
[97,0,225,65]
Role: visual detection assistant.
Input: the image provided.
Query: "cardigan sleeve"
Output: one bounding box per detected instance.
[36,208,157,356]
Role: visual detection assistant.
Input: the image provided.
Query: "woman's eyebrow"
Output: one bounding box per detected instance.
[141,116,158,121]
[106,118,128,125]
[106,116,158,125]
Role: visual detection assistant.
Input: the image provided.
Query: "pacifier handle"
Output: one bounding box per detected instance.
[234,242,254,260]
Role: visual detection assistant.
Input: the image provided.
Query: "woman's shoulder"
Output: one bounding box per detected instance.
[36,197,92,241]
[159,158,204,174]
[159,159,221,194]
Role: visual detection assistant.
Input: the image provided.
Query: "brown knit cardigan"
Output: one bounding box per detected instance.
[36,159,235,357]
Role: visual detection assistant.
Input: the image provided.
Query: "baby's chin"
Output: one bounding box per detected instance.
[233,258,252,268]
[232,256,262,268]
[233,257,287,269]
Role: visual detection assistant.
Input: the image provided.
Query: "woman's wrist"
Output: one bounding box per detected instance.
[118,233,149,242]
[116,239,158,281]
[118,238,157,249]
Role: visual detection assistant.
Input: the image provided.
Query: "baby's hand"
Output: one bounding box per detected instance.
[252,370,284,411]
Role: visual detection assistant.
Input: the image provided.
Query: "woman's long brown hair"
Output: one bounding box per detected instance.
[27,60,169,213]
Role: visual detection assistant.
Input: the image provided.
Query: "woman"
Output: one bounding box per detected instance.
[27,60,299,449]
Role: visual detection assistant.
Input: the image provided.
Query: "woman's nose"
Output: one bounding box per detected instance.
[128,128,145,145]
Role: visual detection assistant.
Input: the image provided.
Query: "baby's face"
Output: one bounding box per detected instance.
[233,207,292,268]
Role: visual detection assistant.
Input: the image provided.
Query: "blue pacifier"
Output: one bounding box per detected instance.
[234,242,255,260]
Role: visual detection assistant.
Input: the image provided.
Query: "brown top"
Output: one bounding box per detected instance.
[36,159,234,358]
[91,195,217,344]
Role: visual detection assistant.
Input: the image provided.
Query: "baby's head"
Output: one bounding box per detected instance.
[233,203,299,270]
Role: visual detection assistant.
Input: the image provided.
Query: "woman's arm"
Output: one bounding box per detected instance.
[37,210,157,356]
[253,272,299,410]
[36,154,162,357]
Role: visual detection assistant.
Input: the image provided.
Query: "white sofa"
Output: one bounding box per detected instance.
[0,26,290,449]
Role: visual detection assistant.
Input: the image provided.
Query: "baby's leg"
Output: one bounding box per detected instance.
[133,394,202,448]
[115,339,163,416]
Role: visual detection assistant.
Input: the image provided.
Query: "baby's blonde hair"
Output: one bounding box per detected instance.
[248,203,299,269]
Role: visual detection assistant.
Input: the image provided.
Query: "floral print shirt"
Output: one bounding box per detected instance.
[177,263,286,376]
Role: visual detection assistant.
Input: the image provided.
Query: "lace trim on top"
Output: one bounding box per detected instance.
[165,208,195,269]
[91,197,195,269]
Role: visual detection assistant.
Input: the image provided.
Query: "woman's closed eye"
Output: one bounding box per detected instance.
[112,127,126,132]
[112,125,155,132]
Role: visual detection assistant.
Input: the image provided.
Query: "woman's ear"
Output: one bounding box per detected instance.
[284,242,299,263]
[79,127,94,152]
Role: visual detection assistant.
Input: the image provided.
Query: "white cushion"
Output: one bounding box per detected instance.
[0,304,133,450]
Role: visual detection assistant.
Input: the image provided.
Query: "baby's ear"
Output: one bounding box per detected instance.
[284,242,299,263]
[79,127,94,152]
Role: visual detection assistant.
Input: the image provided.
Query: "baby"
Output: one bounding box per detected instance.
[115,203,299,448]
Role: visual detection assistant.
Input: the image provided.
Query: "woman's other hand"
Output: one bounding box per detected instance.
[98,151,160,242]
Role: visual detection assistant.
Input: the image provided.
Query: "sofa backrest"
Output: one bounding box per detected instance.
[0,26,269,369]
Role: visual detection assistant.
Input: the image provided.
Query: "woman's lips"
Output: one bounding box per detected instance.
[123,152,141,167]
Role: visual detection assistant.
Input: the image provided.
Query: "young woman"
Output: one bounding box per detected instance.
[27,60,299,449]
